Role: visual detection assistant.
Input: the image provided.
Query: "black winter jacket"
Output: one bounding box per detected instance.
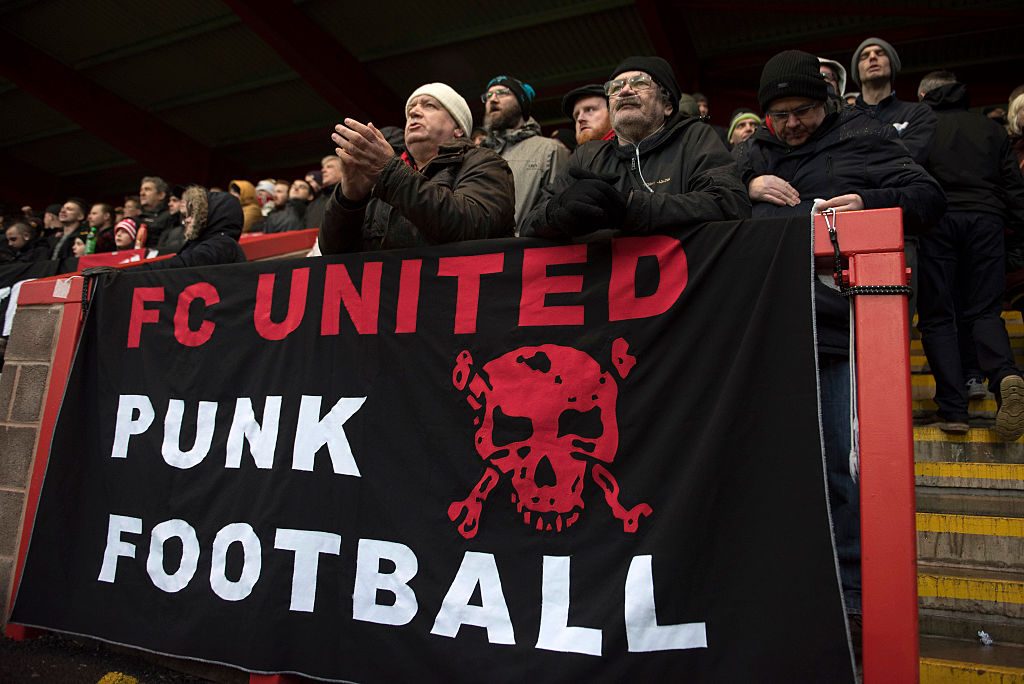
[521,112,750,237]
[140,202,173,244]
[733,107,945,234]
[921,83,1024,225]
[258,198,309,234]
[138,192,246,271]
[733,107,946,355]
[320,140,516,253]
[853,93,936,164]
[14,236,51,262]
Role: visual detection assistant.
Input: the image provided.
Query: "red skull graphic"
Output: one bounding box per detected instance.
[448,338,651,539]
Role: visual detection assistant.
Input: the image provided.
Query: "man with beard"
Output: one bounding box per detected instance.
[732,49,945,632]
[520,56,749,239]
[561,84,613,145]
[320,82,514,253]
[850,37,936,164]
[481,75,569,233]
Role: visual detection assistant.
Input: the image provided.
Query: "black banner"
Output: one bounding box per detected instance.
[0,260,62,338]
[11,220,854,682]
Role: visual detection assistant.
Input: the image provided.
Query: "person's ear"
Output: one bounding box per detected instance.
[453,127,465,138]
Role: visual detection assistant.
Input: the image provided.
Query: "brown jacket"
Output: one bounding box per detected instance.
[230,179,263,233]
[319,139,515,253]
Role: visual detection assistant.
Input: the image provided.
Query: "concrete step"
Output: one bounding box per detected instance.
[914,397,998,420]
[919,565,1024,620]
[920,634,1024,682]
[912,374,999,401]
[920,609,1024,648]
[911,355,1024,374]
[918,488,1024,518]
[915,427,1024,462]
[917,513,1024,570]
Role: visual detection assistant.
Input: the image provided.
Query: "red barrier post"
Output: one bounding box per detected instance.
[4,277,84,640]
[813,208,918,683]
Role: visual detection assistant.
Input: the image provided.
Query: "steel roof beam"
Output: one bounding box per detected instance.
[634,0,701,92]
[0,28,214,183]
[223,0,400,124]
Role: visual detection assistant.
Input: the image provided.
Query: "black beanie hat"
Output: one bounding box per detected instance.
[486,75,536,120]
[758,50,829,112]
[561,84,606,118]
[610,56,680,115]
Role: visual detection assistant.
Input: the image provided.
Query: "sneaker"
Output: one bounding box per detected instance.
[995,375,1024,441]
[966,377,988,400]
[926,417,970,434]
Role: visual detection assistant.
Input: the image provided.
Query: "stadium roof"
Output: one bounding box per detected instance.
[1,0,1021,208]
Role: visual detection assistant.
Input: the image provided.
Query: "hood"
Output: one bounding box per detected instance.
[229,179,258,207]
[922,82,969,111]
[184,189,242,244]
[818,57,847,96]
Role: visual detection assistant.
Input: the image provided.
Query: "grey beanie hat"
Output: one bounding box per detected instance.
[850,37,901,86]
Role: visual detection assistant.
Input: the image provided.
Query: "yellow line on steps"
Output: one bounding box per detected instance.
[917,512,1024,538]
[915,462,1024,481]
[918,573,1024,605]
[921,658,1024,683]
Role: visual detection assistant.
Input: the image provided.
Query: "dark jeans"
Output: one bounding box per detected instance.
[819,353,861,615]
[918,212,1018,421]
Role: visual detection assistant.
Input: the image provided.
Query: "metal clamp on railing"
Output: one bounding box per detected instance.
[823,208,913,298]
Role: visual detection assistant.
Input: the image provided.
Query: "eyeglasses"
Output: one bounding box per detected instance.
[766,102,821,122]
[480,88,513,103]
[604,74,654,97]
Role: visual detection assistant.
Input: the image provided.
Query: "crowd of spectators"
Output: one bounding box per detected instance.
[2,37,1024,663]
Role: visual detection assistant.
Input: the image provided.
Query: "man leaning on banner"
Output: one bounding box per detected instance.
[520,56,750,238]
[319,82,516,253]
[731,49,946,637]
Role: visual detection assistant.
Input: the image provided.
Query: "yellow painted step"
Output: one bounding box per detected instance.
[921,657,1024,683]
[917,513,1024,538]
[913,428,1024,445]
[916,461,1024,481]
[919,573,1024,605]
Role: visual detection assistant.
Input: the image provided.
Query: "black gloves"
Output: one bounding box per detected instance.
[545,167,627,236]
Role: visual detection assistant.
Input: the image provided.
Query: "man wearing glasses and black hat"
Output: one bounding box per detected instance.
[521,56,749,239]
[732,49,946,632]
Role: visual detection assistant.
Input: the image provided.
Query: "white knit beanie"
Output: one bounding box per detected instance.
[405,83,473,140]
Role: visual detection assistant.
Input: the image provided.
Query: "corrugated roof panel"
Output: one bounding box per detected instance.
[84,24,294,111]
[367,5,653,101]
[0,91,78,147]
[159,79,340,147]
[6,130,131,176]
[3,0,236,66]
[306,0,633,59]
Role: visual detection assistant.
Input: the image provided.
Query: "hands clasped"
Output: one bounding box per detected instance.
[332,118,395,202]
[546,167,628,236]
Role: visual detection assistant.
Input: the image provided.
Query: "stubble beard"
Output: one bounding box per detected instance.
[484,104,521,133]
